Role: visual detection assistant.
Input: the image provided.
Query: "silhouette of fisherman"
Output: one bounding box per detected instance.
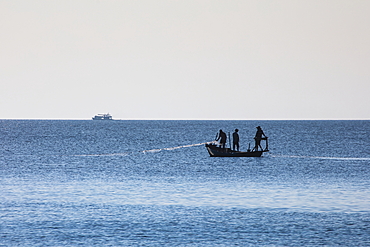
[254,126,266,151]
[232,129,240,151]
[216,129,227,149]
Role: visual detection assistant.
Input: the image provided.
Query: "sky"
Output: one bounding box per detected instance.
[1,0,369,120]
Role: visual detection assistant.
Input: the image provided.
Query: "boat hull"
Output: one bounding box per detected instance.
[92,113,113,120]
[205,144,265,157]
[92,117,113,120]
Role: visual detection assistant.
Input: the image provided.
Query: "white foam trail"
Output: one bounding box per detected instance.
[73,142,215,156]
[312,156,370,161]
[142,149,162,153]
[271,154,370,161]
[142,142,214,153]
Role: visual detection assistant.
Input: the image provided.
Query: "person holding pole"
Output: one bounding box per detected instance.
[254,126,267,151]
[216,129,227,149]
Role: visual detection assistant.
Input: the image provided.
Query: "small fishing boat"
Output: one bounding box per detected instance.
[205,127,269,157]
[205,143,267,157]
[92,113,113,120]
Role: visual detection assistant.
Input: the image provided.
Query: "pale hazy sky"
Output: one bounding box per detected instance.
[1,0,369,119]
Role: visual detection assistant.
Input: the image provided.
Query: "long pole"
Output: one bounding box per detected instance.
[228,132,231,150]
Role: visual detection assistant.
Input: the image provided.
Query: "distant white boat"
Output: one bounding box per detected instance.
[92,113,113,120]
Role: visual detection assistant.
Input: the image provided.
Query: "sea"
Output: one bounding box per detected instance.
[1,120,369,246]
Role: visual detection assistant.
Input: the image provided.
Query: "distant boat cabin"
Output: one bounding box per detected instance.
[92,113,113,120]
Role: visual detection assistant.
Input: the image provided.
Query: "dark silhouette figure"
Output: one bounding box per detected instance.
[254,126,266,151]
[216,129,227,149]
[232,129,240,151]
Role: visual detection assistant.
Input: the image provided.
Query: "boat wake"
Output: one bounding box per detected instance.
[142,142,213,153]
[73,142,213,157]
[271,154,370,161]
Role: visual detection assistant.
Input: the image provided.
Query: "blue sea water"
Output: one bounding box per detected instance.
[1,120,370,246]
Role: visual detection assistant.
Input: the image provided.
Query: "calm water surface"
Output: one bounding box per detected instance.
[1,120,370,246]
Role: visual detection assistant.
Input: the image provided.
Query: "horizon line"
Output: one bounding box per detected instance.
[1,118,369,121]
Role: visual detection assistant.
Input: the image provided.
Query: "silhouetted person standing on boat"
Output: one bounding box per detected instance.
[254,126,266,151]
[232,129,240,151]
[216,129,227,149]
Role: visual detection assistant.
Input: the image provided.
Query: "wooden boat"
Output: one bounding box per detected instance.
[205,132,269,157]
[205,143,267,157]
